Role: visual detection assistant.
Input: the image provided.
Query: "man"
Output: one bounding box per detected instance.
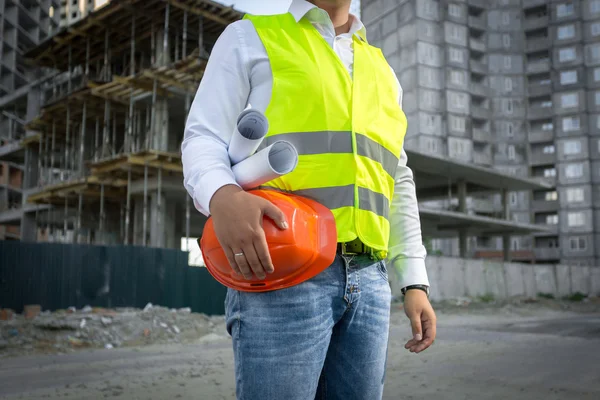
[182,0,437,398]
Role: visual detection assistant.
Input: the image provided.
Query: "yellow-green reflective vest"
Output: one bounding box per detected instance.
[245,13,408,255]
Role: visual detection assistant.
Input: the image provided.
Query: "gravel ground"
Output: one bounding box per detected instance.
[0,298,599,400]
[0,304,225,358]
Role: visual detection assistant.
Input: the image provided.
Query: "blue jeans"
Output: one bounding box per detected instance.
[225,254,392,399]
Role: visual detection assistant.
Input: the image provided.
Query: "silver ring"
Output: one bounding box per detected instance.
[234,252,244,257]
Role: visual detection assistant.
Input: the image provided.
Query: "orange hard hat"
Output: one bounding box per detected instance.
[199,189,337,292]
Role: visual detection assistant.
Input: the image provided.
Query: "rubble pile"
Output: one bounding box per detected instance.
[0,304,226,358]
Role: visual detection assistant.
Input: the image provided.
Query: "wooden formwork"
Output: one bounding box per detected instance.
[88,149,183,181]
[27,177,126,206]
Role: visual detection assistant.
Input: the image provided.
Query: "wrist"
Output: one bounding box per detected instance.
[401,284,429,298]
[209,184,243,215]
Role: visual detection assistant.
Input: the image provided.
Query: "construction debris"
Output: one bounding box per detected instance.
[0,305,226,358]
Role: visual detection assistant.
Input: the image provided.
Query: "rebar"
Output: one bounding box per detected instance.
[94,117,100,161]
[130,15,136,75]
[50,120,56,184]
[65,105,70,175]
[79,101,87,176]
[85,36,90,78]
[183,11,188,58]
[163,2,170,65]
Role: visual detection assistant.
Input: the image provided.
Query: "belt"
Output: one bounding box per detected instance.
[337,238,383,260]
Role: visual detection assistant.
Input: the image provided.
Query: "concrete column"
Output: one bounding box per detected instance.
[20,213,37,242]
[503,235,511,262]
[150,28,170,152]
[152,99,169,151]
[21,146,40,242]
[132,197,145,246]
[457,180,467,213]
[501,189,510,220]
[154,30,171,67]
[149,194,177,249]
[501,189,510,261]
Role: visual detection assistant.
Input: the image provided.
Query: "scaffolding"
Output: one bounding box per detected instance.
[21,0,242,247]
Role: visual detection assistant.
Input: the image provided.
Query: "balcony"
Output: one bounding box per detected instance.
[472,128,491,142]
[471,105,491,120]
[468,15,486,31]
[528,82,552,97]
[526,36,550,53]
[529,129,554,143]
[534,247,561,260]
[532,199,560,213]
[467,0,485,9]
[527,107,554,120]
[526,59,551,74]
[473,151,492,166]
[470,198,496,213]
[529,152,556,166]
[469,38,486,53]
[470,82,490,97]
[524,15,549,31]
[470,59,486,75]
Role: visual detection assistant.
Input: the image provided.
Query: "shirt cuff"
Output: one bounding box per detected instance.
[391,257,430,289]
[193,168,240,216]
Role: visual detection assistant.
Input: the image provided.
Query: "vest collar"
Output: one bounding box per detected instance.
[288,0,368,43]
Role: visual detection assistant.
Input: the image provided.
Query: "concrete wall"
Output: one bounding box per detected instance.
[388,256,600,301]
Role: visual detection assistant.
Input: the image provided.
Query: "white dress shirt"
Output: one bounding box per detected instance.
[181,0,429,289]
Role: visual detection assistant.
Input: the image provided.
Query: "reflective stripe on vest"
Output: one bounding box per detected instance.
[245,13,408,252]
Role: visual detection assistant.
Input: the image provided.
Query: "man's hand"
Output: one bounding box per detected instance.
[403,289,437,353]
[209,185,288,280]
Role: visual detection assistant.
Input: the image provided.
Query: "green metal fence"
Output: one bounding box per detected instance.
[0,241,227,315]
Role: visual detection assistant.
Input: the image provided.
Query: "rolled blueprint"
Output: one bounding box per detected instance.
[232,140,298,190]
[228,108,269,165]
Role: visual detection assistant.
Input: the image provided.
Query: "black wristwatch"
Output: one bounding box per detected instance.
[401,284,429,297]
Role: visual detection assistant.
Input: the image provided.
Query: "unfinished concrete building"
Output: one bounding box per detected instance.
[0,0,241,247]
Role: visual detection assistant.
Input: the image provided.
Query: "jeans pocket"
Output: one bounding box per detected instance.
[376,260,389,282]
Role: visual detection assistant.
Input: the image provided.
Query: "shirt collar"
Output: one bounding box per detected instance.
[288,0,368,42]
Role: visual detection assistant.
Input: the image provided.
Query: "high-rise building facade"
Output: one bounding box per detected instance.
[0,0,60,241]
[362,0,600,266]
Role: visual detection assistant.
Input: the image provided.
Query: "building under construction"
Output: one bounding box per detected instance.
[0,0,242,247]
[0,0,553,262]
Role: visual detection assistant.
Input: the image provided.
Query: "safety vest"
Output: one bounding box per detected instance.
[245,13,408,254]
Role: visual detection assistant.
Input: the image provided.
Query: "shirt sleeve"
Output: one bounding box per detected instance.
[181,22,250,216]
[387,69,430,289]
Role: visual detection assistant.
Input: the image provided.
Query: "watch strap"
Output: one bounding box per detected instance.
[401,284,429,297]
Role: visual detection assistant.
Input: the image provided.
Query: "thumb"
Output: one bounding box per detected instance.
[410,313,423,342]
[262,202,288,230]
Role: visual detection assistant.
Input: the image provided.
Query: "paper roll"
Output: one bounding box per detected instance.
[228,108,270,165]
[232,140,298,190]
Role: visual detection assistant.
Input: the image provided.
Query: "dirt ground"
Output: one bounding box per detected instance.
[1,299,599,400]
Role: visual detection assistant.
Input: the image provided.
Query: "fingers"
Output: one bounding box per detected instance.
[412,320,436,353]
[230,249,254,280]
[242,242,267,280]
[223,248,243,277]
[262,202,288,230]
[405,313,437,354]
[254,232,275,274]
[409,312,423,342]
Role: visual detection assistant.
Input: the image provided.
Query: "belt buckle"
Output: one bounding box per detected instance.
[340,242,356,255]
